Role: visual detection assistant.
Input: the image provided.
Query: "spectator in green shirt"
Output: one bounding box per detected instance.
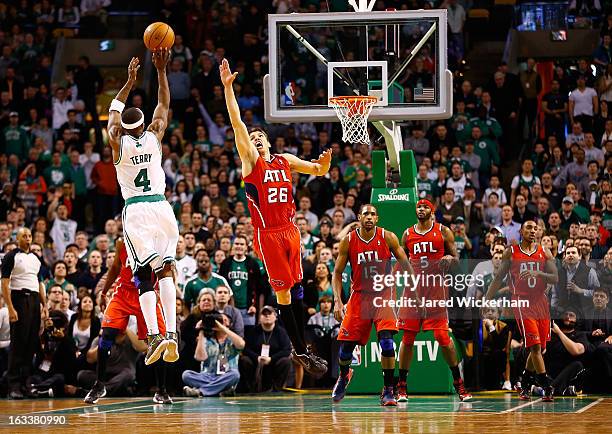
[43,151,71,188]
[416,163,435,199]
[184,249,230,310]
[343,149,370,188]
[470,125,500,189]
[1,112,30,160]
[467,105,503,139]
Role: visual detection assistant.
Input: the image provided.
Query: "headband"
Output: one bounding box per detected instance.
[416,198,435,211]
[121,109,144,130]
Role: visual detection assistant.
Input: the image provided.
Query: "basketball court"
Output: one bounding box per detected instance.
[0,393,608,432]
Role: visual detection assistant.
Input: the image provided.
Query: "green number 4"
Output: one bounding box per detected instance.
[134,168,151,192]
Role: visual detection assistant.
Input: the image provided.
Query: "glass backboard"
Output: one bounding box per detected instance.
[264,9,452,123]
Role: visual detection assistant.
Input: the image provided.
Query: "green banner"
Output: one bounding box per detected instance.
[348,329,456,393]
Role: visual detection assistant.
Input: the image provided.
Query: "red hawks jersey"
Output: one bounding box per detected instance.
[113,244,137,294]
[348,227,392,293]
[404,222,446,273]
[509,244,548,299]
[243,155,295,229]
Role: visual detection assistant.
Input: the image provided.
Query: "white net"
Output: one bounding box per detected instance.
[329,96,378,144]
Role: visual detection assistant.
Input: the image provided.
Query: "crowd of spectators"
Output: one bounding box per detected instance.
[0,0,610,399]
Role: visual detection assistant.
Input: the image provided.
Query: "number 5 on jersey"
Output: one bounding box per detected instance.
[134,168,151,192]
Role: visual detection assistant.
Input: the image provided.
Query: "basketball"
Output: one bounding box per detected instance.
[143,22,175,51]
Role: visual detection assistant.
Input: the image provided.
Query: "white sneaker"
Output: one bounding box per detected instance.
[183,386,201,397]
[502,380,512,390]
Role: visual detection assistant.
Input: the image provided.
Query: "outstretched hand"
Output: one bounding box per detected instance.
[220,58,238,88]
[152,48,171,70]
[312,149,332,175]
[127,57,140,83]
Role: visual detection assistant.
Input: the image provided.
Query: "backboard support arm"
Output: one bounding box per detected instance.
[348,0,376,12]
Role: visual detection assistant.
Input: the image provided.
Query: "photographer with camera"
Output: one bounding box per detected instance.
[180,289,216,373]
[28,309,77,397]
[182,312,244,397]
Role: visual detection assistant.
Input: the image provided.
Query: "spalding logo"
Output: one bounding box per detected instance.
[377,189,411,202]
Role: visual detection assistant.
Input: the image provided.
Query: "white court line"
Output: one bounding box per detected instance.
[575,398,604,413]
[78,403,162,417]
[26,398,152,414]
[78,398,193,417]
[498,398,543,414]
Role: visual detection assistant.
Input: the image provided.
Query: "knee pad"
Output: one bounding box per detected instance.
[290,284,304,301]
[433,329,451,347]
[339,342,357,363]
[99,327,119,351]
[401,331,417,347]
[379,338,395,358]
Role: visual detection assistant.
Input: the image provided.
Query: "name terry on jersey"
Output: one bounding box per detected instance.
[129,153,152,165]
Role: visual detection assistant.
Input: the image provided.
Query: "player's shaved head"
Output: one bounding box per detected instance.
[121,107,145,136]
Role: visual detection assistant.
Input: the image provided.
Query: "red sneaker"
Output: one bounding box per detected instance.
[453,379,472,402]
[396,381,408,402]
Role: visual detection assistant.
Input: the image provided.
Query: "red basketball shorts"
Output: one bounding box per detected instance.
[514,308,550,349]
[397,284,449,331]
[103,288,166,340]
[338,291,398,345]
[254,224,303,292]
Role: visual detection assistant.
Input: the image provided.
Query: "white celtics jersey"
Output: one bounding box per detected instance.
[115,131,166,200]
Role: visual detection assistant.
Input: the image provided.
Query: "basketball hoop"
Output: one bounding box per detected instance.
[329,95,378,144]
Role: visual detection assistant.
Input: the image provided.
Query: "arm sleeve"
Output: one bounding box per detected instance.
[1,250,16,278]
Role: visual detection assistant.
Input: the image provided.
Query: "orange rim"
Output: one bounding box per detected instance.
[329,96,378,107]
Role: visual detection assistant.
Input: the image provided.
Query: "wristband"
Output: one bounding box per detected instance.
[109,99,125,113]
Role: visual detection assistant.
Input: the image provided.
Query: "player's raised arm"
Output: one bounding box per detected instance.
[108,57,140,156]
[332,236,350,322]
[283,150,332,176]
[486,247,512,300]
[148,49,171,142]
[101,239,124,296]
[220,59,258,171]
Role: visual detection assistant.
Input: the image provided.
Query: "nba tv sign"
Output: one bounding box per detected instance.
[376,188,413,202]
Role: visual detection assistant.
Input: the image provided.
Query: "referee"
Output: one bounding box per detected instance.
[1,228,46,399]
